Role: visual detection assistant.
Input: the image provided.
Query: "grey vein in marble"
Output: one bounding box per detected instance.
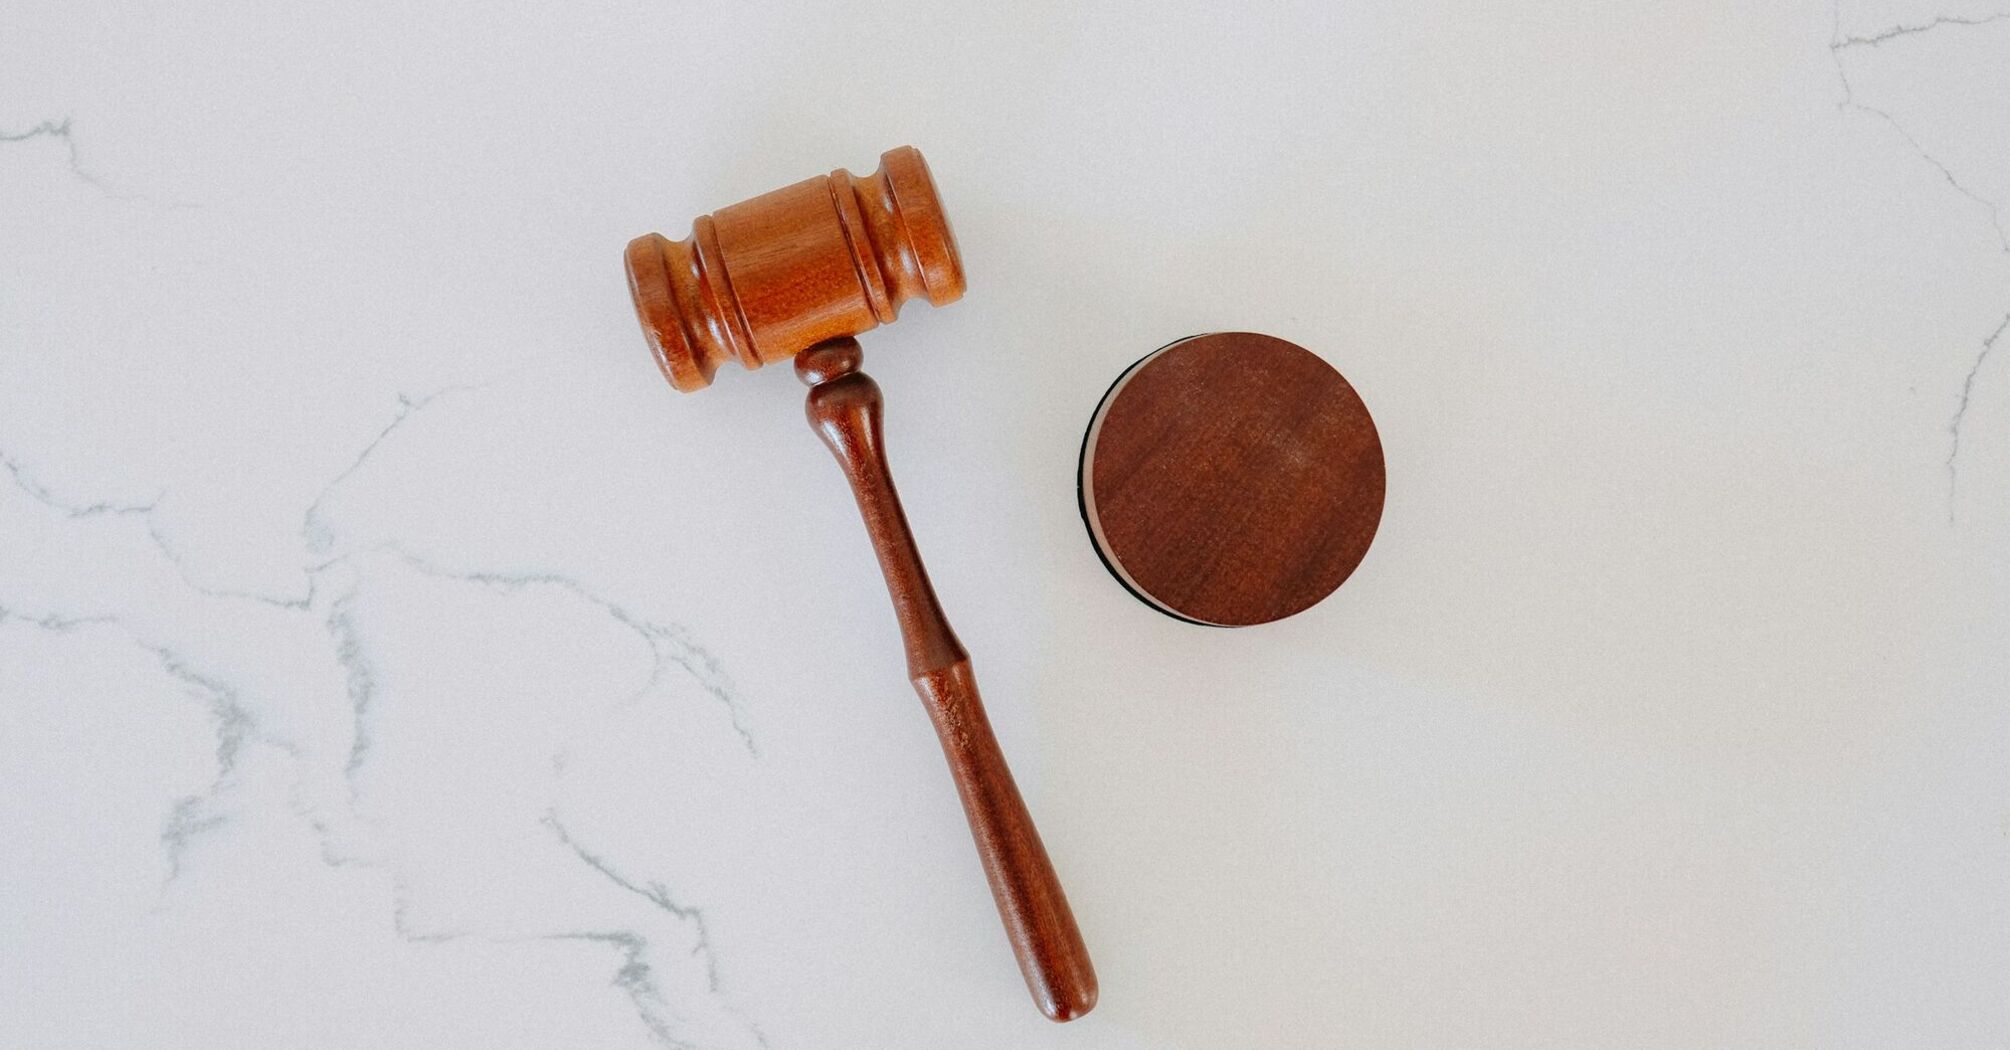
[4,445,319,610]
[347,861,727,1050]
[1,453,159,518]
[3,383,480,616]
[386,881,472,945]
[0,117,196,207]
[304,391,441,557]
[311,864,714,1050]
[1830,2,2010,518]
[0,606,116,634]
[1948,313,2010,514]
[1828,8,2010,256]
[159,797,228,884]
[4,364,765,1045]
[544,812,723,993]
[0,602,273,886]
[322,583,381,781]
[147,647,275,885]
[545,931,701,1050]
[1833,10,2010,50]
[1,118,128,200]
[394,549,760,756]
[544,812,769,1050]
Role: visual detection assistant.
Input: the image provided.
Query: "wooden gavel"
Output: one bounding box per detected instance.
[624,146,1097,1021]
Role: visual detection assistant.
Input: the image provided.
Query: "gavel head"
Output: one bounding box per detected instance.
[624,146,966,392]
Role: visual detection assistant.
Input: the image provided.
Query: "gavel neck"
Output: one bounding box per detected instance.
[799,339,969,678]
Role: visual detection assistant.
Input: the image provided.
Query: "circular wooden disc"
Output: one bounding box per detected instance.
[1078,332,1385,627]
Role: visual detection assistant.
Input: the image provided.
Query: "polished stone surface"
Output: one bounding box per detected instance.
[4,1,2008,1046]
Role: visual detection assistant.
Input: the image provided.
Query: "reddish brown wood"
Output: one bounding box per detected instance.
[625,151,1092,1020]
[798,339,1097,1022]
[1080,332,1385,626]
[625,146,964,391]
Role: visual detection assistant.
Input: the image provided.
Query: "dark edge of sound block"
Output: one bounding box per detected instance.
[1075,334,1227,629]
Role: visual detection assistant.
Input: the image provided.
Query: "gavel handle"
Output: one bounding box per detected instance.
[796,338,1097,1022]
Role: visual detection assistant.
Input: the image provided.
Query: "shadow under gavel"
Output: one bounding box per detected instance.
[624,146,1097,1022]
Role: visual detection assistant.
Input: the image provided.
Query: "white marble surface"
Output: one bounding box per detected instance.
[4,1,2009,1046]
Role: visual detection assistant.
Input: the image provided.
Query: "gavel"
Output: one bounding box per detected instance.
[624,146,1097,1021]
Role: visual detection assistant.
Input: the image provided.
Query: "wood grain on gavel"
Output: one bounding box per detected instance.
[625,145,964,391]
[624,148,1097,1021]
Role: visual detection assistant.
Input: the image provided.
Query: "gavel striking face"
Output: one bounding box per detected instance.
[623,147,1097,1021]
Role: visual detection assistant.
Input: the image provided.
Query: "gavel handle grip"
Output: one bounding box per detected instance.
[798,339,1097,1022]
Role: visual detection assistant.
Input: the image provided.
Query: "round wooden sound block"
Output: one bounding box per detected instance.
[1078,332,1385,626]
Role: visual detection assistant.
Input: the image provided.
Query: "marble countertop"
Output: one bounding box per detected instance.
[4,1,2008,1046]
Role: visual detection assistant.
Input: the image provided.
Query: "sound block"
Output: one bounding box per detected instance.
[1078,332,1385,627]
